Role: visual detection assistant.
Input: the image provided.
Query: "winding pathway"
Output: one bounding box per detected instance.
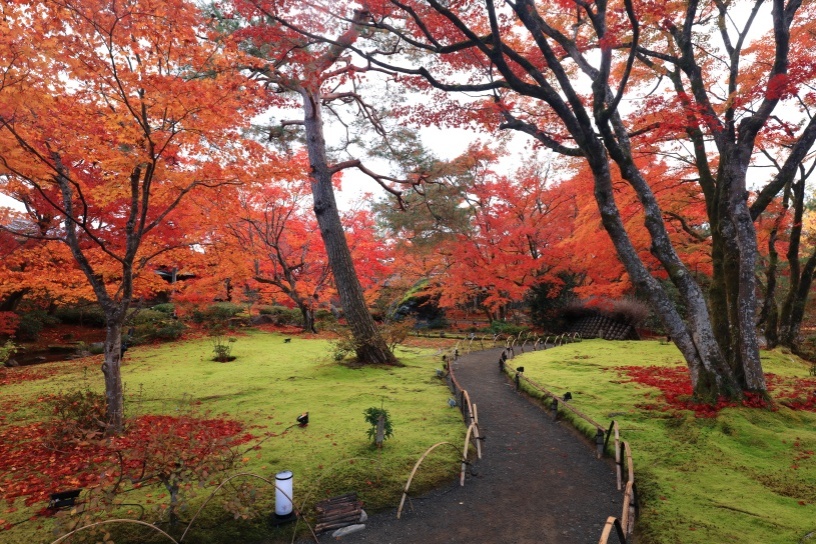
[309,347,621,543]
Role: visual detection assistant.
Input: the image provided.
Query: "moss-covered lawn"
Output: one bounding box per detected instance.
[510,339,816,544]
[0,330,464,543]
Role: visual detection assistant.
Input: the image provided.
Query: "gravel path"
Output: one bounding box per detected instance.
[307,347,621,543]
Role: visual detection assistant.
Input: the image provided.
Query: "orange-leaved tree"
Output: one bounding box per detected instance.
[0,0,265,432]
[377,146,576,322]
[225,168,334,333]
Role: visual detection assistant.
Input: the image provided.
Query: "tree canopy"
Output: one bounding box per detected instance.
[3,0,816,405]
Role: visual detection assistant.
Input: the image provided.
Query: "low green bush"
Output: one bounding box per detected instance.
[257,305,302,326]
[425,316,449,329]
[315,309,336,325]
[489,320,527,337]
[257,305,275,315]
[151,303,175,315]
[190,302,247,326]
[130,309,167,325]
[129,309,186,344]
[15,310,59,341]
[135,320,186,343]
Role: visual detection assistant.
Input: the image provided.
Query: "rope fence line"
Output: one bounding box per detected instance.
[497,346,638,544]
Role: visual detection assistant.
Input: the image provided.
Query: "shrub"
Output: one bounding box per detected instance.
[191,302,247,327]
[151,303,176,315]
[363,406,394,447]
[257,305,275,315]
[257,305,302,326]
[133,320,186,344]
[15,310,58,341]
[129,309,186,344]
[489,321,528,337]
[130,309,167,325]
[208,302,244,319]
[331,333,357,361]
[48,411,253,538]
[315,309,336,325]
[379,319,416,351]
[0,339,18,365]
[44,386,108,446]
[212,335,234,362]
[425,316,449,329]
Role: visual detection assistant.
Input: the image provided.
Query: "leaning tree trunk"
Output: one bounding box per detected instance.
[299,86,395,364]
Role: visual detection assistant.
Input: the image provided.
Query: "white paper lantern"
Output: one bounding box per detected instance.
[275,470,294,517]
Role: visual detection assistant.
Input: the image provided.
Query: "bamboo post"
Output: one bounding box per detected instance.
[397,442,456,519]
[460,423,477,486]
[621,481,633,534]
[597,516,627,544]
[614,423,622,490]
[461,390,474,424]
[624,481,637,536]
[624,441,634,484]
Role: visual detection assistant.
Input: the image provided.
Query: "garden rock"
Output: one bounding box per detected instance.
[332,524,365,538]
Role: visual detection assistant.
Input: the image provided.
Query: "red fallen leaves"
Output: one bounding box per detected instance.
[0,366,59,386]
[614,365,816,417]
[0,414,252,512]
[791,436,815,471]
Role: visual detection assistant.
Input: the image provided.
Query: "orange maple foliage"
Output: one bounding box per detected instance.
[0,0,270,431]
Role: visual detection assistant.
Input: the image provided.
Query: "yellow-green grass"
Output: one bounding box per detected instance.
[1,331,465,543]
[507,339,816,544]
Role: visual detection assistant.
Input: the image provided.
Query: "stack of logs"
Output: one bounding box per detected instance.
[314,493,364,534]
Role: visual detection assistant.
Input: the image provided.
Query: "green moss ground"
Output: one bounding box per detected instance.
[1,331,464,543]
[509,339,816,544]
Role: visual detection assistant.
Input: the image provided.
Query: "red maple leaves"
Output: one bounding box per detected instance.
[0,367,58,387]
[614,365,816,417]
[0,414,252,515]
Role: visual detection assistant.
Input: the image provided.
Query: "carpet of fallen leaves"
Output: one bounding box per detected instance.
[0,366,59,386]
[612,365,816,417]
[0,414,252,521]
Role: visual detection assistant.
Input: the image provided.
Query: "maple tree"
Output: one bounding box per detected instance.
[378,146,577,322]
[0,0,263,432]
[260,0,816,400]
[225,172,333,333]
[0,191,99,318]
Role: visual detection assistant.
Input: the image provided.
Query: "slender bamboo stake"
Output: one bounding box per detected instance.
[460,424,477,486]
[624,441,634,484]
[396,442,458,519]
[51,519,178,544]
[615,422,622,491]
